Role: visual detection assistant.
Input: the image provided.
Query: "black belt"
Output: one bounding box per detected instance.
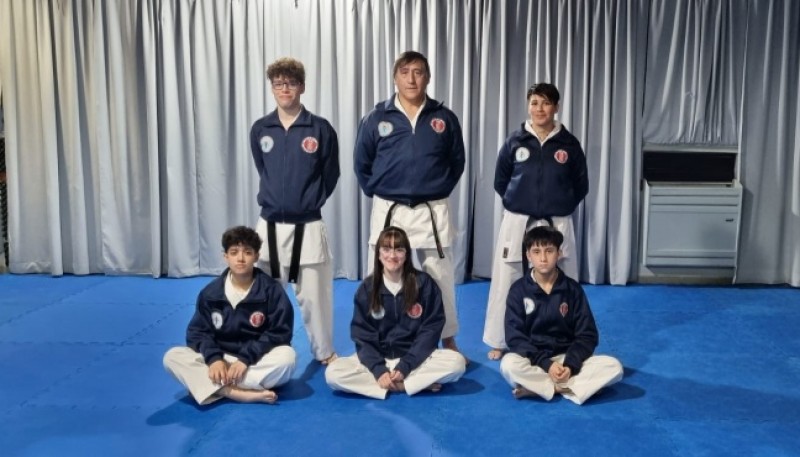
[521,216,554,273]
[383,201,445,259]
[266,221,306,284]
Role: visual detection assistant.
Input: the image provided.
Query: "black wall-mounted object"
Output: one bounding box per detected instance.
[643,151,736,183]
[1,137,7,266]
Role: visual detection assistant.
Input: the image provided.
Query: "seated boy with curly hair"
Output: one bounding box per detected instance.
[164,226,295,405]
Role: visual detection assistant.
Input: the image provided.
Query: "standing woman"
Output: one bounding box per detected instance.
[325,227,466,399]
[483,83,589,360]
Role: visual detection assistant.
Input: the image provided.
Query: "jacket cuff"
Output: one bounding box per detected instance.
[394,361,411,378]
[205,354,224,366]
[371,365,389,380]
[537,357,553,373]
[564,360,582,376]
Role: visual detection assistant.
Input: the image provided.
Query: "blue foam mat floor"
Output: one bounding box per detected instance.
[0,274,798,456]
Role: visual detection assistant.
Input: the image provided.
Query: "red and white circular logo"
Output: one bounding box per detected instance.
[430,118,446,134]
[250,311,265,327]
[559,302,569,317]
[301,137,319,153]
[554,149,569,164]
[407,303,423,319]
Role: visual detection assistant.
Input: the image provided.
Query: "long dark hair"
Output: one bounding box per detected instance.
[370,226,417,314]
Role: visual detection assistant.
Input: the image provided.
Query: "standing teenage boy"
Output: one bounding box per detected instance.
[250,57,339,365]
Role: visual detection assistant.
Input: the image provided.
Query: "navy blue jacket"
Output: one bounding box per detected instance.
[354,96,465,205]
[351,271,444,379]
[186,268,294,366]
[250,107,340,223]
[494,125,588,218]
[504,268,598,375]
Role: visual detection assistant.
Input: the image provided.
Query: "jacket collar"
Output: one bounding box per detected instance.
[262,106,313,128]
[379,94,443,114]
[525,266,568,294]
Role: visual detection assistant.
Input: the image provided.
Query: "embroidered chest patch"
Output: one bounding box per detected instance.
[211,311,224,329]
[559,302,569,317]
[523,297,535,314]
[407,303,423,319]
[554,149,569,164]
[378,121,394,137]
[250,311,265,327]
[515,147,530,162]
[260,135,274,153]
[430,118,446,133]
[301,136,319,153]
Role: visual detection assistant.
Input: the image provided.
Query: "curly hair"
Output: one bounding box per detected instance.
[267,57,305,84]
[221,226,262,253]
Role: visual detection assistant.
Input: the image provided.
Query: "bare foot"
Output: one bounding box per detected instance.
[442,337,470,365]
[555,384,573,394]
[512,385,537,399]
[320,353,338,365]
[221,386,278,404]
[487,348,504,360]
[426,383,442,393]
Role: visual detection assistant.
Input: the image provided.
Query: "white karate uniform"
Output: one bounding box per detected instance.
[255,217,334,361]
[500,353,623,405]
[482,211,578,349]
[367,196,459,338]
[324,350,466,400]
[163,345,296,405]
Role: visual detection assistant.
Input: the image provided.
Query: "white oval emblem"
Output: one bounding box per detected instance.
[523,298,535,315]
[301,137,319,153]
[554,149,569,164]
[211,311,224,329]
[370,307,385,320]
[430,118,446,133]
[260,136,274,153]
[515,147,530,162]
[378,121,393,137]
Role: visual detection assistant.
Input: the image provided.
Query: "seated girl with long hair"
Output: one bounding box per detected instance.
[325,226,466,399]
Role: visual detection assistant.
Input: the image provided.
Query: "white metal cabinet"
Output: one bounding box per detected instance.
[642,181,742,267]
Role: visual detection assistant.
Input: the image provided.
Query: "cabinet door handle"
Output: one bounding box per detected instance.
[725,218,735,222]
